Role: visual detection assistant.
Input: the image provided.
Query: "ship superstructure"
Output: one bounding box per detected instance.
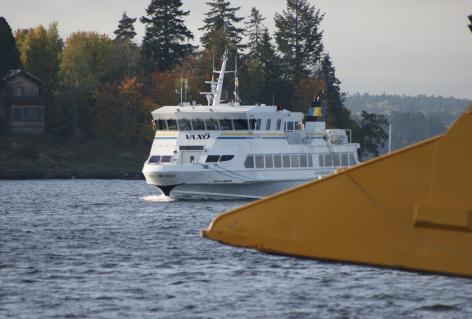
[142,55,360,199]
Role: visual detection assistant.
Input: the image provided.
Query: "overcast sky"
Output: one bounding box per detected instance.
[3,0,472,99]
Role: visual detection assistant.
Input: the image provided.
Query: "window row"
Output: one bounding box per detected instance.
[148,155,172,164]
[243,152,357,169]
[13,107,44,121]
[205,155,235,163]
[244,154,314,169]
[153,118,302,132]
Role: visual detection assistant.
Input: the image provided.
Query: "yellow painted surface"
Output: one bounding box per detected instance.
[202,105,472,277]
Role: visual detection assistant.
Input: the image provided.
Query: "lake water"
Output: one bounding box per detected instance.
[0,180,471,318]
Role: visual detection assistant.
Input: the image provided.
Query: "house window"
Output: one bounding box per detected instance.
[15,87,24,96]
[12,107,44,121]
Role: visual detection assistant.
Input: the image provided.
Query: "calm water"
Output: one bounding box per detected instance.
[0,180,471,319]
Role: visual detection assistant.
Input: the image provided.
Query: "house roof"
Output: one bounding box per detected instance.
[3,69,45,85]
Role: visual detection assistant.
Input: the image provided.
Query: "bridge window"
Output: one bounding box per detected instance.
[220,155,234,162]
[178,119,191,131]
[341,153,349,166]
[244,155,254,168]
[205,119,219,130]
[219,119,233,130]
[282,155,291,168]
[191,119,205,130]
[276,119,282,131]
[233,119,249,130]
[266,119,271,130]
[206,155,220,162]
[167,119,178,131]
[274,155,282,168]
[285,122,294,131]
[265,155,274,168]
[255,155,265,168]
[154,119,167,130]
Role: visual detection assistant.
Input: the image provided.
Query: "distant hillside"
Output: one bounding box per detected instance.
[345,93,471,152]
[345,93,471,125]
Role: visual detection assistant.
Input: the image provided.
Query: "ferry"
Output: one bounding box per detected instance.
[142,55,360,199]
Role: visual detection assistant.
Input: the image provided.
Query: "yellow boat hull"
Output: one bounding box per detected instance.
[202,105,472,277]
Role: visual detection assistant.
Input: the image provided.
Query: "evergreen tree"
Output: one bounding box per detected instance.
[0,17,21,85]
[245,8,265,57]
[355,111,388,159]
[200,0,245,54]
[274,0,324,82]
[141,0,195,72]
[114,12,137,41]
[317,54,352,129]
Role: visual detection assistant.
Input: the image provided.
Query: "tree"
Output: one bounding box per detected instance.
[114,12,137,41]
[200,0,245,55]
[317,54,352,129]
[274,0,324,82]
[141,0,195,72]
[15,23,63,87]
[0,17,21,85]
[355,111,388,159]
[245,8,265,57]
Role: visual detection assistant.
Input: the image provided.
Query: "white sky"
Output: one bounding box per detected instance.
[3,0,472,99]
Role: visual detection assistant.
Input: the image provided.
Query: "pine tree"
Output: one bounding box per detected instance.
[274,0,324,82]
[0,17,21,85]
[245,8,265,57]
[141,0,195,72]
[317,54,352,129]
[114,12,137,41]
[200,0,245,54]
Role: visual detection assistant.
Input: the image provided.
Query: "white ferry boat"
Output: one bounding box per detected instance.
[142,55,360,199]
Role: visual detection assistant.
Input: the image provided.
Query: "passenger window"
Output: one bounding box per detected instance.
[161,156,172,163]
[206,155,220,163]
[219,119,233,130]
[244,156,254,168]
[300,154,308,167]
[149,156,161,163]
[341,154,349,166]
[255,155,264,168]
[274,155,282,168]
[265,155,274,168]
[308,155,313,167]
[348,153,356,165]
[291,155,299,168]
[282,155,291,168]
[324,154,333,167]
[191,119,205,130]
[266,119,271,131]
[167,119,178,131]
[233,119,249,130]
[319,154,324,167]
[178,119,191,131]
[333,153,341,166]
[256,119,261,130]
[295,122,302,130]
[205,119,219,130]
[220,155,234,162]
[276,119,282,131]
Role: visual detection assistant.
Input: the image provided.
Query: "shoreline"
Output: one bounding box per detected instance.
[0,168,144,180]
